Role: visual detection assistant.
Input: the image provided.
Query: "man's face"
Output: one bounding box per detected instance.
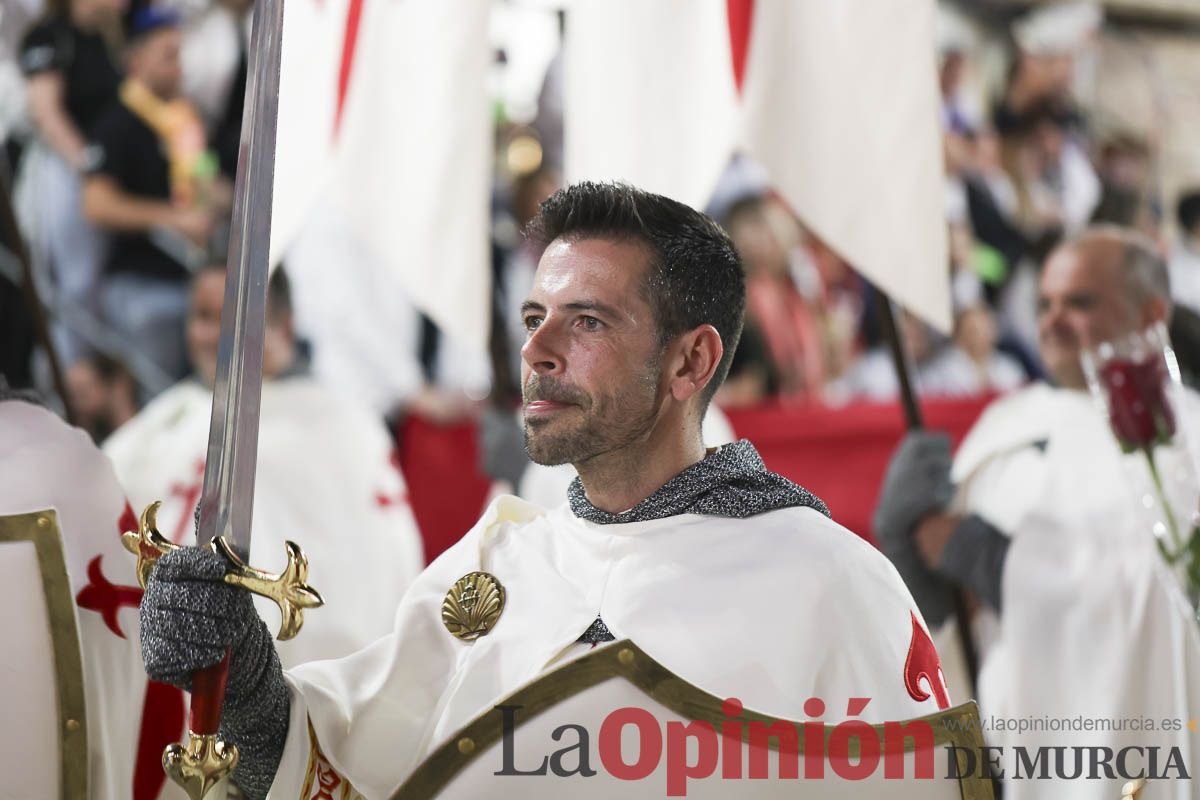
[131,28,183,99]
[187,269,294,387]
[187,270,225,387]
[66,361,105,423]
[1037,243,1137,389]
[520,238,666,466]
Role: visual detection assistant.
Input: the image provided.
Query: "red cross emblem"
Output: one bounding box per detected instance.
[374,448,410,509]
[167,458,206,542]
[904,611,951,710]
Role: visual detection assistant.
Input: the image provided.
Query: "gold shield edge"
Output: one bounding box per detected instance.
[392,639,992,800]
[0,509,89,800]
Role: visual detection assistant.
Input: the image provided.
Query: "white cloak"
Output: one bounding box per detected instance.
[268,494,949,799]
[949,383,1200,799]
[0,400,145,800]
[103,376,425,667]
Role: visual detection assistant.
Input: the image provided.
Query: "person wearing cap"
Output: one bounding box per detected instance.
[81,5,229,390]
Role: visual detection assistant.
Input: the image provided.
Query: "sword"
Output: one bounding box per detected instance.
[120,0,323,797]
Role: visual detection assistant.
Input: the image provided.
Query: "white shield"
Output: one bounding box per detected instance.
[0,509,88,799]
[392,640,993,799]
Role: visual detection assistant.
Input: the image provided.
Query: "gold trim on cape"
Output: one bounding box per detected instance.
[0,509,88,799]
[391,639,996,800]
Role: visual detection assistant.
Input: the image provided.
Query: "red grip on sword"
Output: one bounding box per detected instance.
[189,648,232,736]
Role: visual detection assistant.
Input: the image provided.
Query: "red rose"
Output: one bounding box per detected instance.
[1098,357,1176,451]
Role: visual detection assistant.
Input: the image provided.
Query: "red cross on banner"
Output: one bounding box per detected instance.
[374,448,410,509]
[168,458,206,542]
[335,0,364,135]
[726,0,755,93]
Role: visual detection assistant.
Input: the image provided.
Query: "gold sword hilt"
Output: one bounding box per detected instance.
[121,501,325,639]
[122,501,324,799]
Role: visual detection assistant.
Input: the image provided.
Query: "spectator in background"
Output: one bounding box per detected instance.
[16,0,126,365]
[1167,190,1200,388]
[714,323,778,409]
[831,309,945,403]
[801,231,865,384]
[104,262,425,667]
[1091,133,1157,236]
[480,163,560,489]
[65,352,137,442]
[724,194,828,401]
[993,2,1101,238]
[176,0,253,180]
[208,0,251,181]
[1169,190,1200,316]
[81,6,227,390]
[924,304,1027,397]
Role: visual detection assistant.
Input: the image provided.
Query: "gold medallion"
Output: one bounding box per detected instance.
[442,571,505,641]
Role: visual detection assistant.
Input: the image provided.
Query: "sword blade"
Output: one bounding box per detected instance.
[197,0,286,559]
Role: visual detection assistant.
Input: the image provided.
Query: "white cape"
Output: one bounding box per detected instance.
[950,384,1200,799]
[0,401,145,800]
[269,495,949,799]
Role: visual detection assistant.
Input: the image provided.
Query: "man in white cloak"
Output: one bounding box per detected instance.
[876,227,1200,799]
[104,263,425,667]
[0,393,145,800]
[136,183,952,800]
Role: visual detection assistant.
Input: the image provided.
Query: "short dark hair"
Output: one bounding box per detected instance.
[526,181,745,406]
[267,267,293,324]
[1177,190,1200,235]
[193,262,292,323]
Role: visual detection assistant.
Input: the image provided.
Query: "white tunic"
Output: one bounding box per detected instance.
[0,401,144,800]
[949,383,1200,800]
[103,375,425,667]
[268,494,948,799]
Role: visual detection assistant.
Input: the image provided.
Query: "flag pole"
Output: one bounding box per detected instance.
[875,291,981,687]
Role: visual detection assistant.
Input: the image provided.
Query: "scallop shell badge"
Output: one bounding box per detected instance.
[442,571,506,641]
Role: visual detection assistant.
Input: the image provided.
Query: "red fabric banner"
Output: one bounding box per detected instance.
[400,397,994,563]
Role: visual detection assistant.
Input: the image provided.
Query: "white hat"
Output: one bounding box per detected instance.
[1014,1,1103,55]
[937,5,977,55]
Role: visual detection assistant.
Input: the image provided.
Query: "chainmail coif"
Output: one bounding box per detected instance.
[571,439,830,644]
[568,439,829,524]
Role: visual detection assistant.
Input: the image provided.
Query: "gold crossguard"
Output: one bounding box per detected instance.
[121,501,325,640]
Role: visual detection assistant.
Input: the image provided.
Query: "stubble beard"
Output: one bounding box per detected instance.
[523,368,661,468]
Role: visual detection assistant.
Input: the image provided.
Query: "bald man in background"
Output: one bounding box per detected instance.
[877,227,1200,800]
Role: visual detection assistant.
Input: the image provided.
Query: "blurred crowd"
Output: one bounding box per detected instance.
[2,0,1200,448]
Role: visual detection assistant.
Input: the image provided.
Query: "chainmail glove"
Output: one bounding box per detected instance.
[936,513,1010,613]
[140,546,289,800]
[874,431,957,627]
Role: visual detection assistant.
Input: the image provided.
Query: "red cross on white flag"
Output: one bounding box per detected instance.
[566,0,951,333]
[270,0,492,349]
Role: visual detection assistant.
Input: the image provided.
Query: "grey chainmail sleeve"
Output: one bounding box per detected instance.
[937,513,1011,614]
[874,432,958,627]
[140,547,290,800]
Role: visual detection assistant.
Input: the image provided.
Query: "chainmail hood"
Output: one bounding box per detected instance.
[567,439,829,524]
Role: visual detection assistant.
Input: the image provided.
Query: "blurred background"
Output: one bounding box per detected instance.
[4,0,1200,558]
